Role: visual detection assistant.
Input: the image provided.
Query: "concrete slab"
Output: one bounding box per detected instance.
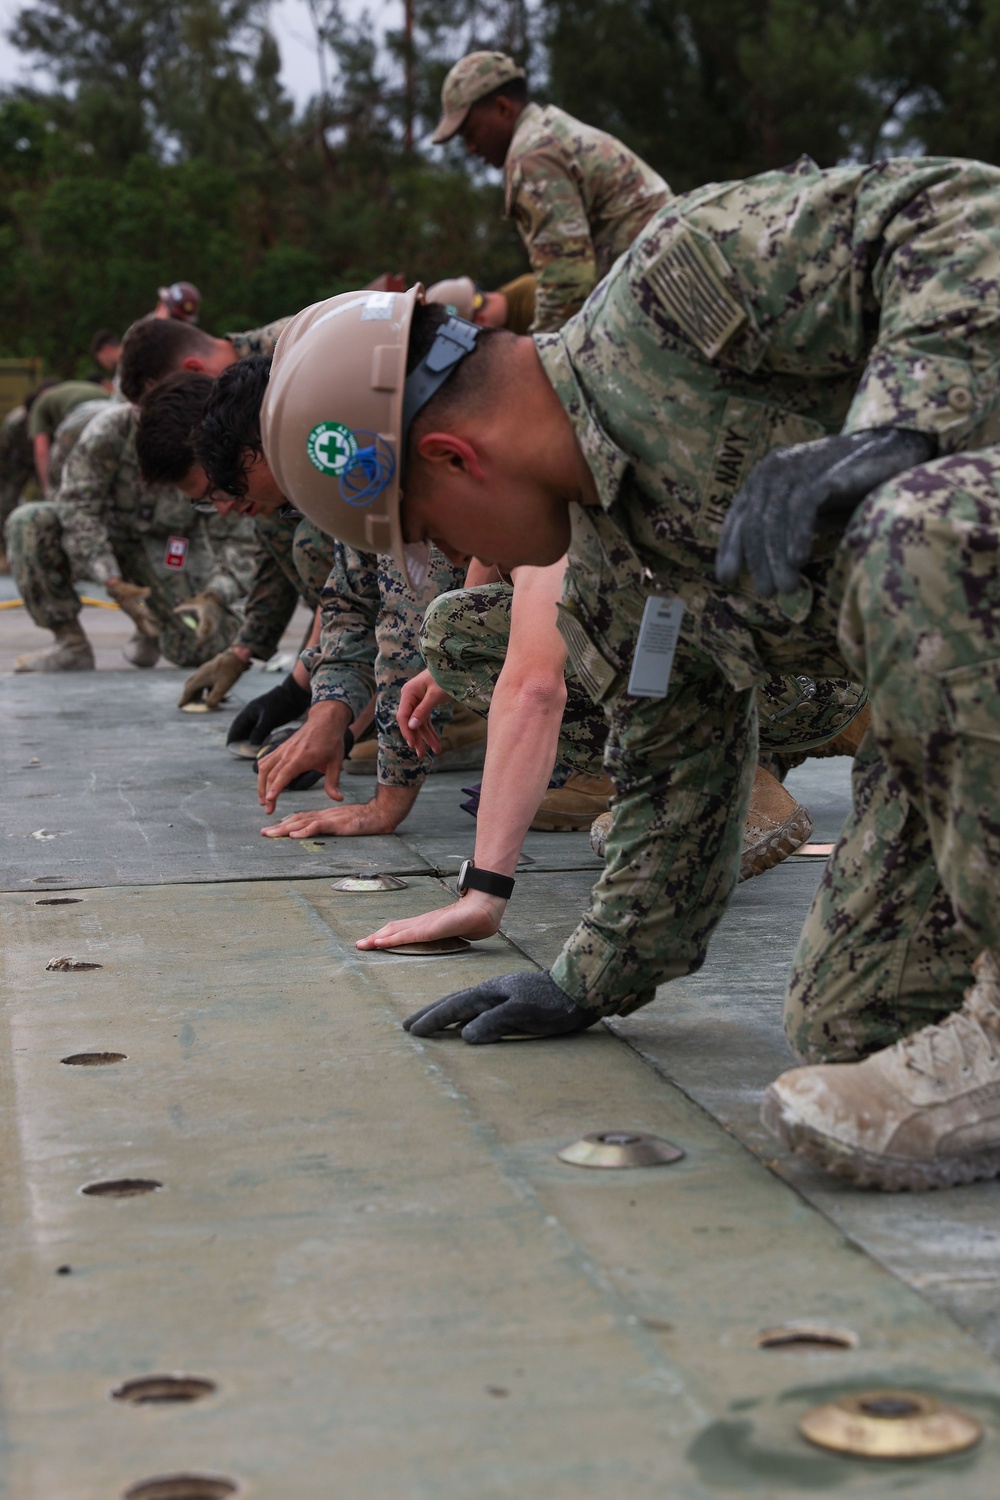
[4,879,1000,1498]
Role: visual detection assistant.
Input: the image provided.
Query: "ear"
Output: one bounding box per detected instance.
[416,432,485,482]
[181,355,207,374]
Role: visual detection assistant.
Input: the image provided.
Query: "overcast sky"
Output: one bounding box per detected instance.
[0,0,379,111]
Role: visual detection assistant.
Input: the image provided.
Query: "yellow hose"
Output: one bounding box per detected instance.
[0,596,121,610]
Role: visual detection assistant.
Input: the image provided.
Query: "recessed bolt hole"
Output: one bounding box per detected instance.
[81,1178,162,1198]
[112,1375,217,1406]
[756,1325,858,1351]
[858,1395,921,1419]
[56,1265,72,1275]
[62,1052,127,1066]
[485,1385,509,1398]
[36,897,83,905]
[122,1477,238,1500]
[598,1132,641,1146]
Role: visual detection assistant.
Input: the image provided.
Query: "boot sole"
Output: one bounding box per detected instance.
[13,656,95,673]
[531,808,609,832]
[738,806,814,884]
[761,1085,1000,1191]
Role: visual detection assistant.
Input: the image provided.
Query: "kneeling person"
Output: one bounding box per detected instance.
[9,399,254,672]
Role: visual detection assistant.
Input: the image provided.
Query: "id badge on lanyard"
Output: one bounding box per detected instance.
[627,595,685,699]
[164,536,188,570]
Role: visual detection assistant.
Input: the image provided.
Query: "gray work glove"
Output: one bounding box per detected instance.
[178,647,249,709]
[404,970,599,1044]
[715,426,937,597]
[174,587,225,649]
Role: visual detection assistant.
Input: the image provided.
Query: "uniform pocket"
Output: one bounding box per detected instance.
[939,659,1000,743]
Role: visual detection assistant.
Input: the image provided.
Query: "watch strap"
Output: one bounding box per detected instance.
[458,860,515,900]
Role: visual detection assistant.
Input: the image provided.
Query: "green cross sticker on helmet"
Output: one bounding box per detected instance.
[306,421,358,477]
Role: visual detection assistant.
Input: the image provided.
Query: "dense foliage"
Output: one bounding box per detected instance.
[1,0,996,371]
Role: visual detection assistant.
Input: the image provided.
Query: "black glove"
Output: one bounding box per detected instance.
[404,970,599,1045]
[226,672,311,747]
[715,427,937,597]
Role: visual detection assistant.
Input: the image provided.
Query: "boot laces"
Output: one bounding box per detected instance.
[900,1003,998,1082]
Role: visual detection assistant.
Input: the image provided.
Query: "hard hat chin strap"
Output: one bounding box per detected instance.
[401,316,481,454]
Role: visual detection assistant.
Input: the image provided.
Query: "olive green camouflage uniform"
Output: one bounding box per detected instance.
[7,403,256,668]
[46,397,112,497]
[505,102,670,332]
[421,581,866,785]
[233,509,337,663]
[531,155,1000,1062]
[0,404,34,537]
[303,546,465,786]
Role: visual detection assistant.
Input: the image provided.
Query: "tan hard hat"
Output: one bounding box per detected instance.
[261,286,481,586]
[432,51,526,144]
[425,276,477,320]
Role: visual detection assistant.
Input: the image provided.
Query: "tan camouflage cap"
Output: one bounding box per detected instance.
[432,51,526,144]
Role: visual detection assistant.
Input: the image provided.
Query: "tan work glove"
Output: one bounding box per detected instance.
[174,587,225,649]
[106,578,159,639]
[178,648,250,709]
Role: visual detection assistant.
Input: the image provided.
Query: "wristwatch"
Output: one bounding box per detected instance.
[457,859,515,901]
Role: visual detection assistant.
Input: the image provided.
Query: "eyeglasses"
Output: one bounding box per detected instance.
[188,478,226,514]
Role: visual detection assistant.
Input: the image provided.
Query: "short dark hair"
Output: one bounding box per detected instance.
[480,76,529,108]
[404,302,505,473]
[118,317,216,402]
[135,371,214,484]
[89,328,120,358]
[193,356,271,498]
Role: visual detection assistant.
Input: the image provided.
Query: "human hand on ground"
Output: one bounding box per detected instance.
[257,707,348,815]
[403,969,598,1044]
[178,647,249,708]
[357,891,507,950]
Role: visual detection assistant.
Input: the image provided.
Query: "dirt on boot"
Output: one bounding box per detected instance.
[739,764,813,882]
[14,622,95,673]
[762,951,1000,1191]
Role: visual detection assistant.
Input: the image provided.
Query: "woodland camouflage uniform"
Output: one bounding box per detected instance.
[46,397,111,496]
[532,155,1000,1061]
[7,402,256,667]
[505,102,670,332]
[303,546,466,786]
[233,509,337,663]
[420,581,865,785]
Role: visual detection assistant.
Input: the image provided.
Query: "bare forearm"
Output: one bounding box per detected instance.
[473,676,566,875]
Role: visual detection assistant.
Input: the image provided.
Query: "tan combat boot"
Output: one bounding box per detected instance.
[739,764,813,881]
[590,809,613,858]
[762,951,1000,1191]
[123,631,161,669]
[344,702,488,775]
[532,772,614,832]
[589,767,813,872]
[14,621,95,673]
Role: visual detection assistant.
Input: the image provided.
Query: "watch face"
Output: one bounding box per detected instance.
[457,858,472,894]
